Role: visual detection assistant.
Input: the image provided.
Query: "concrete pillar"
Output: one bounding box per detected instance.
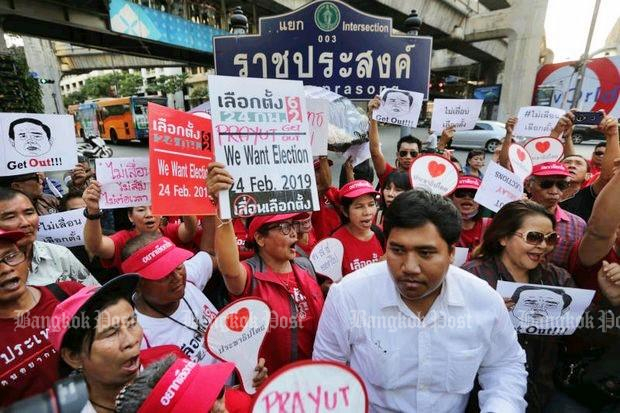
[22,37,65,114]
[0,22,8,52]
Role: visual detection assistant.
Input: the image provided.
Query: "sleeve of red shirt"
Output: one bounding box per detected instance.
[228,262,254,300]
[224,388,253,413]
[161,222,182,245]
[100,230,132,269]
[378,162,396,188]
[57,281,87,296]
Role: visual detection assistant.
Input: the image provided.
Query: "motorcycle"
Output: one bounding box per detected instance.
[78,135,113,159]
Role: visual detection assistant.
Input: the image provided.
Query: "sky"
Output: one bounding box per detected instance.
[545,0,619,63]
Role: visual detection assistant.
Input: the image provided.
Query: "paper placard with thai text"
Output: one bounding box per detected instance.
[95,158,150,209]
[307,98,329,156]
[430,99,483,132]
[513,106,565,138]
[37,208,86,247]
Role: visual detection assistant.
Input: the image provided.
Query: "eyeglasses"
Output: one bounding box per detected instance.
[514,231,559,246]
[398,150,419,158]
[266,221,301,236]
[537,179,569,191]
[0,250,26,266]
[453,189,477,199]
[594,151,605,156]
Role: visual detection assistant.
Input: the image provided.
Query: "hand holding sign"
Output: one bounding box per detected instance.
[410,155,459,196]
[251,360,368,413]
[524,137,563,166]
[310,238,344,283]
[205,298,270,394]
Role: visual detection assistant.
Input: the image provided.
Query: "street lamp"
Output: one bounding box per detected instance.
[229,6,248,35]
[404,10,421,36]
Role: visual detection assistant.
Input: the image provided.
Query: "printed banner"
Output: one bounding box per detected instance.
[251,360,368,412]
[0,113,78,176]
[209,75,320,219]
[430,99,484,132]
[37,208,86,247]
[372,88,424,128]
[508,143,534,179]
[409,154,459,196]
[205,298,271,394]
[307,98,329,156]
[497,281,595,335]
[310,238,344,283]
[523,136,564,166]
[148,103,216,215]
[513,106,565,138]
[474,161,524,213]
[95,158,150,209]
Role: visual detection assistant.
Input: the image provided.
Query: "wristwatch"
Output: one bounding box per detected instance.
[83,208,103,220]
[435,148,445,155]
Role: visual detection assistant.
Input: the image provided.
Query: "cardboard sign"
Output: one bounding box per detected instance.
[209,75,320,219]
[474,161,524,213]
[310,238,345,283]
[148,103,215,215]
[307,98,329,156]
[372,88,424,128]
[343,142,371,167]
[513,106,565,138]
[0,113,78,176]
[251,360,368,413]
[523,137,564,166]
[497,281,595,335]
[205,298,270,394]
[409,154,459,196]
[37,208,86,247]
[453,247,469,267]
[508,143,534,179]
[96,158,150,209]
[430,99,484,132]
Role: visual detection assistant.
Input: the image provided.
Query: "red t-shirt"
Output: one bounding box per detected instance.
[102,223,182,270]
[456,218,491,251]
[311,188,342,241]
[378,162,397,188]
[233,218,254,261]
[0,282,84,407]
[332,226,384,276]
[568,240,619,303]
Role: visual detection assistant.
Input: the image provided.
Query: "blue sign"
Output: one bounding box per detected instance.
[109,0,226,53]
[213,0,432,100]
[473,85,502,104]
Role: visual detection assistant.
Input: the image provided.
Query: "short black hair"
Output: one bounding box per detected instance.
[59,189,84,212]
[383,171,412,192]
[396,135,422,152]
[383,189,462,244]
[511,285,572,310]
[8,118,51,141]
[382,89,413,107]
[0,186,34,206]
[594,142,606,150]
[466,149,485,166]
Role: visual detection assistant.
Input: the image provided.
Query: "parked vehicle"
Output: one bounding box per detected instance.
[571,125,605,144]
[450,121,506,153]
[78,134,113,159]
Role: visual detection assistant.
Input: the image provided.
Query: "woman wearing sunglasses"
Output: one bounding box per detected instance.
[450,176,491,251]
[462,199,575,412]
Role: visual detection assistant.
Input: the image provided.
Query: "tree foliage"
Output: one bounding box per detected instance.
[63,90,87,107]
[189,85,208,103]
[0,48,43,113]
[147,73,189,95]
[80,71,144,99]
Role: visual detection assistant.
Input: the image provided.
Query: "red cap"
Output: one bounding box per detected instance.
[456,176,481,190]
[313,158,333,170]
[247,212,310,241]
[121,237,193,280]
[531,162,570,177]
[338,179,379,200]
[0,229,25,243]
[48,274,138,351]
[138,358,235,413]
[140,345,188,368]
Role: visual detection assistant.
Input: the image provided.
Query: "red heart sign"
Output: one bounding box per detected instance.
[226,307,249,332]
[517,148,526,162]
[535,141,550,154]
[427,161,446,178]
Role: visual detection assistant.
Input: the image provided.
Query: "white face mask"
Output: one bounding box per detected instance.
[461,207,480,220]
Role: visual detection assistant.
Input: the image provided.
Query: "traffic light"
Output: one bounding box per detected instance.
[39,78,55,84]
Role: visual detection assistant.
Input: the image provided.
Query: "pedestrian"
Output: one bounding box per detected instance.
[463,149,485,179]
[0,173,59,215]
[450,176,491,251]
[376,171,411,227]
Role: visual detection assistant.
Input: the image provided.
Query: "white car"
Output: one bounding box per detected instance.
[450,121,506,153]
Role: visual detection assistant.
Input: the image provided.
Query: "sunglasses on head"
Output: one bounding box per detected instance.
[398,150,419,158]
[453,189,477,198]
[538,179,569,191]
[594,151,605,156]
[514,231,559,246]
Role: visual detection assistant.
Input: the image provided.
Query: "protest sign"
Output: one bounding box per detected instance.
[523,137,564,166]
[95,158,150,209]
[409,155,459,196]
[430,99,484,132]
[497,281,595,335]
[37,208,86,247]
[508,143,534,179]
[454,247,469,267]
[205,298,270,394]
[474,161,524,213]
[310,238,345,283]
[343,142,371,167]
[148,103,215,215]
[372,88,424,128]
[0,113,78,176]
[209,75,320,219]
[251,360,368,413]
[513,106,565,138]
[307,98,329,156]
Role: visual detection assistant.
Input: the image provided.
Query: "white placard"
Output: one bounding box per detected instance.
[342,142,371,167]
[95,158,150,209]
[523,137,564,166]
[0,113,78,176]
[508,144,534,179]
[513,106,565,138]
[497,281,595,335]
[251,360,368,413]
[209,75,319,219]
[307,98,329,156]
[474,161,524,213]
[430,99,484,132]
[454,247,469,267]
[310,238,345,283]
[372,88,424,128]
[37,208,86,247]
[205,298,270,394]
[409,155,459,196]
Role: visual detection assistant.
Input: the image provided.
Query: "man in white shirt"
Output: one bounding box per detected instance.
[313,190,527,413]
